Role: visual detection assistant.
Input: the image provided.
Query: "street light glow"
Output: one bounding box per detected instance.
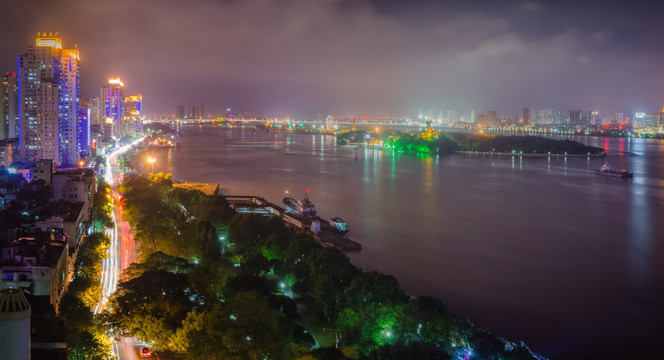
[147,156,156,173]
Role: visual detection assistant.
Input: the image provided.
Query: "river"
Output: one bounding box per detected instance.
[149,124,664,359]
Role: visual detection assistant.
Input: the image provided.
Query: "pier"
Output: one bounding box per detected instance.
[224,195,362,251]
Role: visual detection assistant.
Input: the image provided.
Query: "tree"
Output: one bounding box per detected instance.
[307,248,361,320]
[197,220,222,264]
[284,234,321,265]
[187,291,291,360]
[170,310,209,352]
[334,272,409,353]
[341,272,407,314]
[91,179,112,229]
[108,269,193,349]
[121,251,192,281]
[360,341,451,360]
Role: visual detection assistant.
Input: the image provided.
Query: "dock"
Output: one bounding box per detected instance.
[224,195,362,251]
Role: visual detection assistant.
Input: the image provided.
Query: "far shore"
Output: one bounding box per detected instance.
[454,150,607,158]
[346,143,606,158]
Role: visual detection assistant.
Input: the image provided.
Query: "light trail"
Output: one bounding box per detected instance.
[94,137,145,359]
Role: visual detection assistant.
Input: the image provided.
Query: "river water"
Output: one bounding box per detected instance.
[151,124,663,359]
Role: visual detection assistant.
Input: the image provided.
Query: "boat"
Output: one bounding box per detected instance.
[282,190,317,217]
[329,217,350,234]
[596,164,633,178]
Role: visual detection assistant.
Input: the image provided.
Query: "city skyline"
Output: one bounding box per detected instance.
[2,0,664,115]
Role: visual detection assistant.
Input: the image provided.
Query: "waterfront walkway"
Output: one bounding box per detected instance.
[225,195,362,251]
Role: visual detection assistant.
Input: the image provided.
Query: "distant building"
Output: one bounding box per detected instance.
[446,109,457,123]
[477,110,499,126]
[522,107,530,124]
[124,94,143,135]
[615,112,624,125]
[532,108,555,125]
[89,95,101,127]
[0,73,18,140]
[88,95,102,147]
[101,77,124,142]
[569,110,583,126]
[190,104,205,119]
[633,112,659,129]
[175,105,185,119]
[587,111,600,125]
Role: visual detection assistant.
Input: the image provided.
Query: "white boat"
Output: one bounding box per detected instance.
[283,190,317,217]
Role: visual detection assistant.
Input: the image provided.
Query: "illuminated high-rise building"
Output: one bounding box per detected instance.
[587,111,600,125]
[58,45,80,165]
[18,33,80,166]
[101,77,124,142]
[88,95,102,145]
[1,73,18,140]
[124,94,143,135]
[569,110,583,126]
[77,97,90,158]
[522,107,530,124]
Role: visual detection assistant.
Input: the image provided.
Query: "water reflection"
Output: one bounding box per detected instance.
[167,126,664,359]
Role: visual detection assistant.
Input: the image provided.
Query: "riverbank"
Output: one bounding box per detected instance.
[114,172,545,359]
[454,150,607,158]
[152,125,664,358]
[224,195,362,251]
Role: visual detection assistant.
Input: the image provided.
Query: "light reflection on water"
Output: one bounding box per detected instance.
[162,126,664,359]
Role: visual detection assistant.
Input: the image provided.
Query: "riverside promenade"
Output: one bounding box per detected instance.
[224,195,362,251]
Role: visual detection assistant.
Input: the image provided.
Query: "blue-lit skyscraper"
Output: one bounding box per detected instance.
[57,46,80,166]
[18,33,80,166]
[77,97,90,158]
[101,77,123,142]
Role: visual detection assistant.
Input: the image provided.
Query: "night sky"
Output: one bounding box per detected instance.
[1,0,663,116]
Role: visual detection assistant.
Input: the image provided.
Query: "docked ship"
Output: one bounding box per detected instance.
[596,164,633,178]
[283,190,317,217]
[329,217,350,234]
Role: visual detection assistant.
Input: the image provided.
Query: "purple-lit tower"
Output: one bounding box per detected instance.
[100,77,124,143]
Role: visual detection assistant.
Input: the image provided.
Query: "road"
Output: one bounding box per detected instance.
[95,139,152,360]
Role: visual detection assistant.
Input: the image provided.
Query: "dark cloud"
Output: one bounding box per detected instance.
[1,0,663,116]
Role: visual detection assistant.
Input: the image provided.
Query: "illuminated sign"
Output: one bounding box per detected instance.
[62,48,80,60]
[108,77,124,86]
[634,112,646,119]
[35,32,62,49]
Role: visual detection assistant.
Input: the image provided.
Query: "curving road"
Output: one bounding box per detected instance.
[95,139,154,360]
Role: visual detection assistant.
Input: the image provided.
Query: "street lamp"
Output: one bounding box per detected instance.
[78,160,85,168]
[147,156,156,173]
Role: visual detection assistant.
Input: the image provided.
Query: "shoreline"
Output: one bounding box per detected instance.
[453,150,607,158]
[344,143,606,158]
